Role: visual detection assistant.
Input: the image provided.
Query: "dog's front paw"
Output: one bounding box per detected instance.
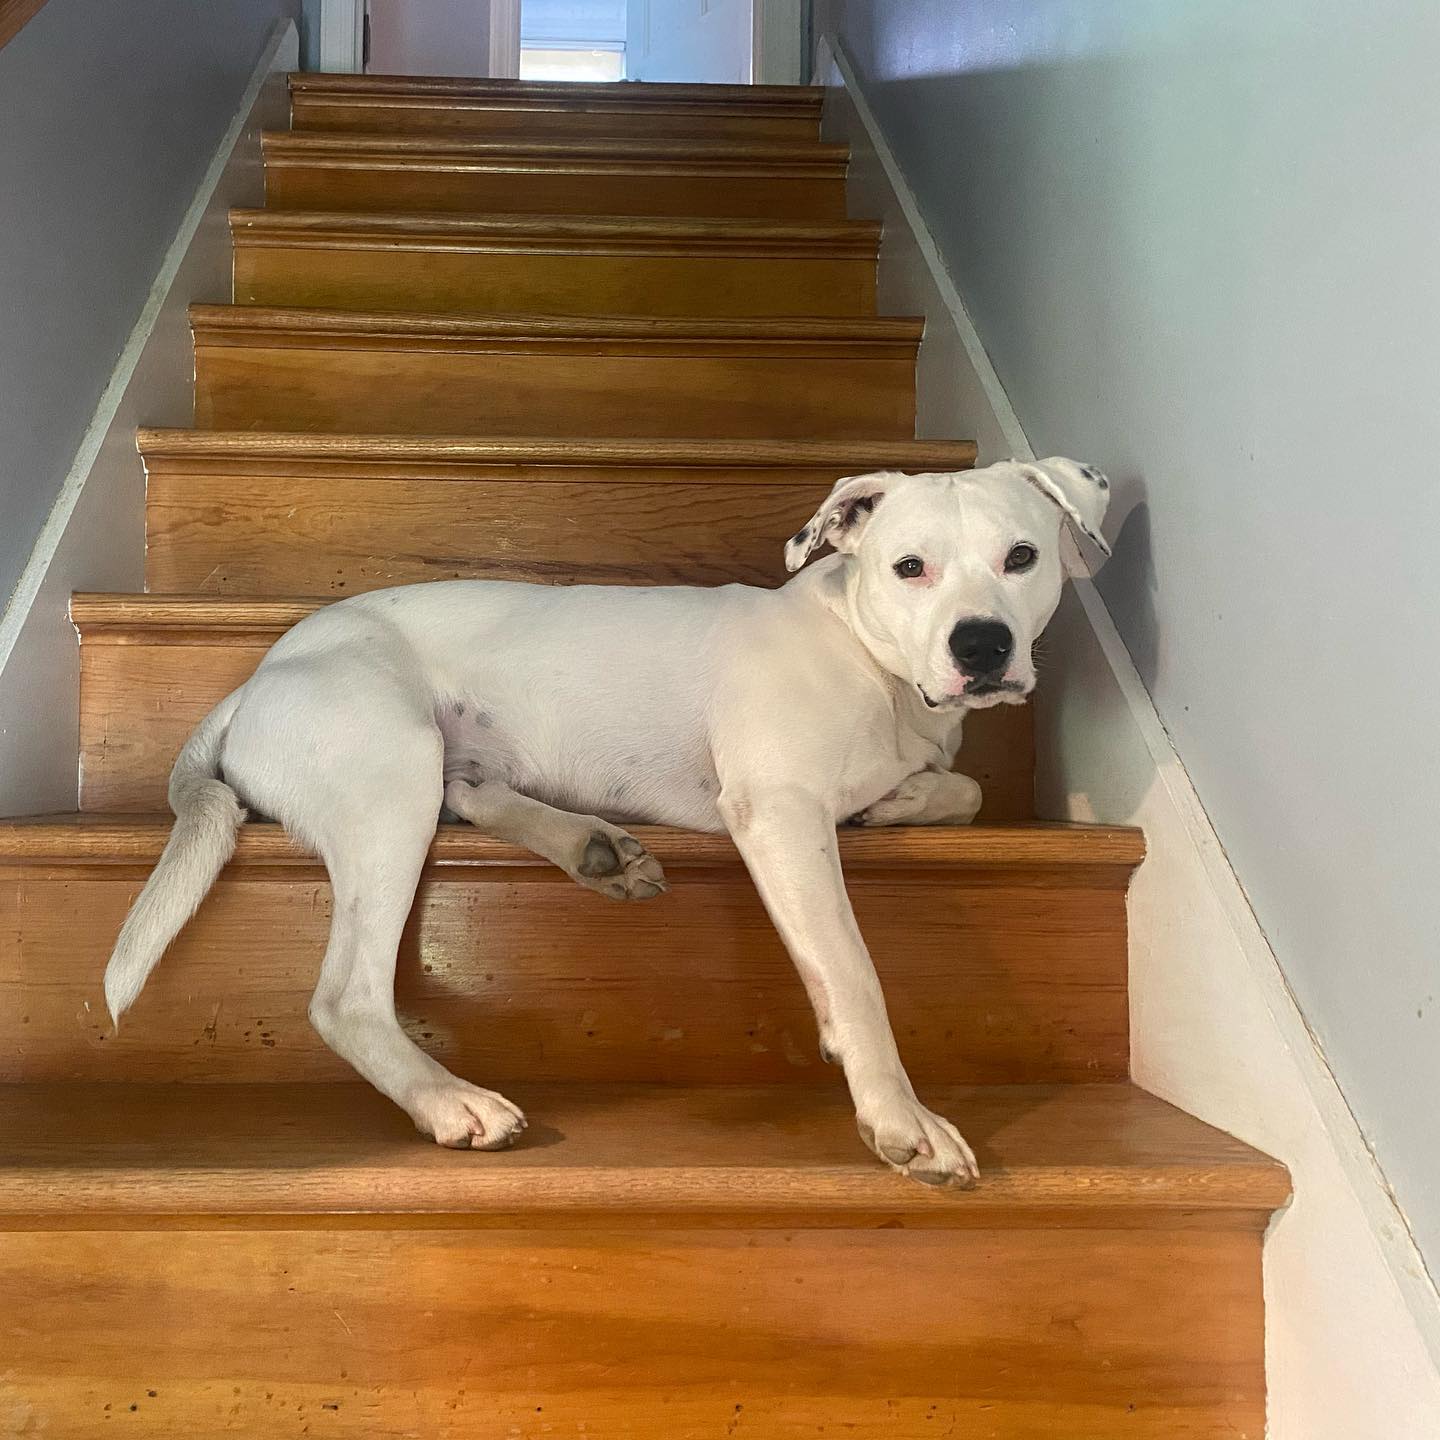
[856,1093,979,1188]
[409,1081,527,1151]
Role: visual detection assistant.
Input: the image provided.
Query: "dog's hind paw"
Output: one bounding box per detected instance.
[573,828,668,901]
[410,1081,527,1151]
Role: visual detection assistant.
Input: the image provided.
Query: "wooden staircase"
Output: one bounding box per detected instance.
[0,75,1286,1437]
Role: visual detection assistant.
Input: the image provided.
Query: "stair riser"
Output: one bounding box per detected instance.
[74,634,1035,817]
[231,243,876,319]
[193,343,917,438]
[144,474,832,594]
[0,1227,1264,1438]
[0,861,1122,1085]
[291,96,820,143]
[264,163,848,221]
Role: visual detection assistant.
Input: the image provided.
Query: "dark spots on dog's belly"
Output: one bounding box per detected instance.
[453,701,465,716]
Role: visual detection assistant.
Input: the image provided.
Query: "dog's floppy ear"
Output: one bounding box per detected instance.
[784,471,897,572]
[1017,457,1112,556]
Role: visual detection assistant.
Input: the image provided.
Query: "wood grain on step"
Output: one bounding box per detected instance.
[190,309,920,439]
[0,822,1130,1084]
[262,132,850,220]
[0,1082,1287,1221]
[288,76,823,143]
[0,1223,1266,1436]
[229,211,879,318]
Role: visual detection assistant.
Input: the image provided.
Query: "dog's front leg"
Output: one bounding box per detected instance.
[720,786,979,1188]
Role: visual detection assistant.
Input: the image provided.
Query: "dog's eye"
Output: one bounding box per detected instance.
[1004,543,1038,574]
[893,556,925,579]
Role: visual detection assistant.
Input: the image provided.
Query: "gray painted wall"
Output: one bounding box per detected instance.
[0,0,299,615]
[819,0,1440,1271]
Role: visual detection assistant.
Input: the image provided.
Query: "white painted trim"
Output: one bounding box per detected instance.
[318,0,364,72]
[0,20,299,816]
[818,29,1440,1438]
[753,0,802,85]
[488,0,521,79]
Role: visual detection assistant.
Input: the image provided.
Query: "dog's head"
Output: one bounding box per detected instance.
[785,458,1110,711]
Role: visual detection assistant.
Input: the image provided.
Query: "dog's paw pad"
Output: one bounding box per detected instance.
[577,834,623,877]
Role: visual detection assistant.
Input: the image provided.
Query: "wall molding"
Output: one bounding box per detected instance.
[0,19,298,815]
[816,29,1440,1437]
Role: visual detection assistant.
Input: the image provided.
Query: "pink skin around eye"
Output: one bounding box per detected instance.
[904,568,937,589]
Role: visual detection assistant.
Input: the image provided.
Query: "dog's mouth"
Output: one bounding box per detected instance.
[918,679,1029,710]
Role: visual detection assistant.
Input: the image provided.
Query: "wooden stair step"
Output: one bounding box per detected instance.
[0,816,1136,1084]
[68,593,1035,817]
[0,1078,1280,1436]
[230,209,881,318]
[0,1080,1285,1225]
[289,73,824,142]
[138,430,978,594]
[262,131,851,219]
[191,307,921,438]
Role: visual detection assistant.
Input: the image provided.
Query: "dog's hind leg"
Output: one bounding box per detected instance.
[444,778,666,900]
[226,664,526,1150]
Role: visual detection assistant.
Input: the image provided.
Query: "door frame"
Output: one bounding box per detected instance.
[317,0,521,75]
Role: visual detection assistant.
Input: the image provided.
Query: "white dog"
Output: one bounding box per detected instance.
[105,457,1109,1188]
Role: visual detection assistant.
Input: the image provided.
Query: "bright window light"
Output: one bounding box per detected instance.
[519,45,625,82]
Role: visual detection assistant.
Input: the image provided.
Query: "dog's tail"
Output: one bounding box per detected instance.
[103,688,248,1026]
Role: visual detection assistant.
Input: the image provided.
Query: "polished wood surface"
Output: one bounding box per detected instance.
[191,308,921,438]
[140,432,978,595]
[0,1222,1266,1436]
[230,210,880,318]
[288,74,823,143]
[69,594,1035,816]
[0,1082,1286,1222]
[0,819,1133,1084]
[263,132,851,219]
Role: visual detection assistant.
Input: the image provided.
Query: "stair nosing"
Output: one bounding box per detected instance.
[228,207,881,253]
[188,305,925,346]
[136,429,977,472]
[0,1081,1288,1225]
[287,74,825,111]
[0,814,1146,871]
[262,130,850,170]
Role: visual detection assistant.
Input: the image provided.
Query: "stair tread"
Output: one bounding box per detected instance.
[190,304,923,342]
[230,207,880,247]
[0,1081,1287,1222]
[136,429,978,471]
[288,74,823,109]
[0,815,1144,871]
[263,131,849,166]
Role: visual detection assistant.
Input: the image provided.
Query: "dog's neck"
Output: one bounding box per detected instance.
[785,555,967,754]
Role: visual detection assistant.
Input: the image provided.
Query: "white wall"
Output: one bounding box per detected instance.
[0,0,298,622]
[817,0,1440,1282]
[368,0,493,75]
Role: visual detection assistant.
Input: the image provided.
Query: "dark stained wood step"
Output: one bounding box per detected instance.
[262,132,850,219]
[229,209,881,318]
[0,816,1135,1085]
[137,430,978,595]
[190,307,922,439]
[289,73,824,142]
[0,1080,1282,1226]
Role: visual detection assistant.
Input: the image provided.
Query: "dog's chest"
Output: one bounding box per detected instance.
[831,706,955,819]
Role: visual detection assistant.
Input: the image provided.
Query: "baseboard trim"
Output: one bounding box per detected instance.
[817,29,1440,1436]
[0,19,298,815]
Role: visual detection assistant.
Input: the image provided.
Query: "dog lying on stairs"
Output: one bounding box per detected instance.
[104,457,1109,1188]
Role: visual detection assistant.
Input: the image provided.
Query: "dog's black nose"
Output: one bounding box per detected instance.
[949,619,1014,678]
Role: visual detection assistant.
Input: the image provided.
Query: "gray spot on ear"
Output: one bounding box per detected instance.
[1081,464,1110,490]
[840,494,879,528]
[791,525,810,546]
